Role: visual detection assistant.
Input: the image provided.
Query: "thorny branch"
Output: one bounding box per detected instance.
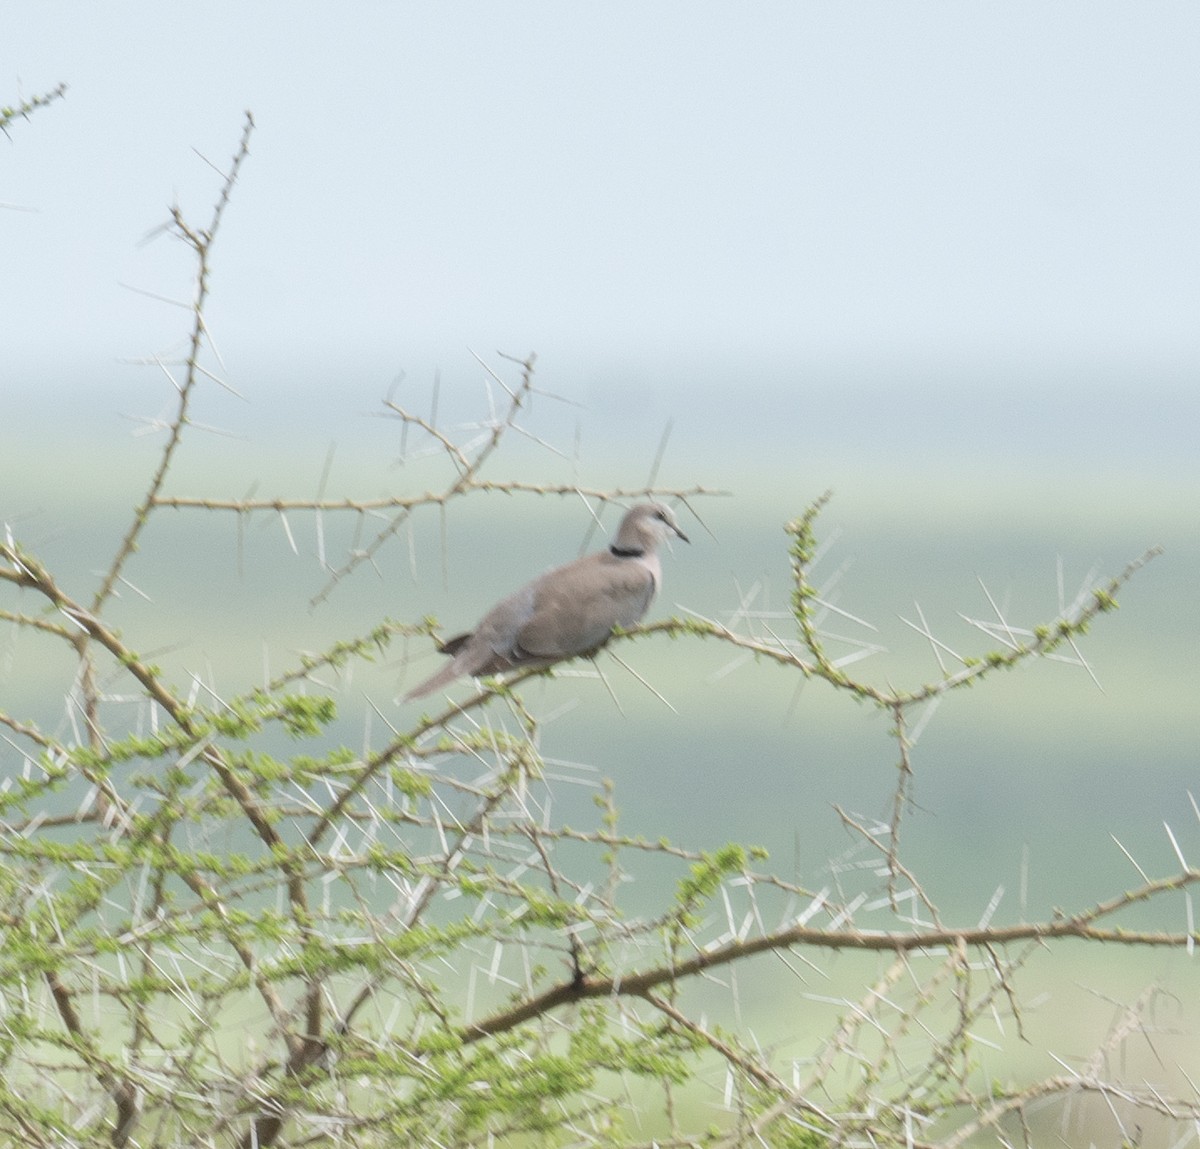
[0,82,67,135]
[458,863,1200,1043]
[91,112,255,616]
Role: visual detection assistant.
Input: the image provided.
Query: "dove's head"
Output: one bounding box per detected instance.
[613,503,689,554]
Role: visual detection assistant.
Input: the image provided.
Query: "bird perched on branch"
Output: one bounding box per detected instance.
[404,502,689,700]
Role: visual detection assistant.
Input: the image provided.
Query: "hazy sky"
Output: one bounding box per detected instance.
[5,4,1198,400]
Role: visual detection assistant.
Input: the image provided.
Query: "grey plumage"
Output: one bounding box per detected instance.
[405,502,689,700]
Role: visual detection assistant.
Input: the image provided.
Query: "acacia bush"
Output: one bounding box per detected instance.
[3,111,1198,1149]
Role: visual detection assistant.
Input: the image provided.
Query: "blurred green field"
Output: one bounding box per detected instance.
[3,377,1198,1139]
[7,401,1194,909]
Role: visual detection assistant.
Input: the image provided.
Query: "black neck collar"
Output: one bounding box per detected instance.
[610,545,644,558]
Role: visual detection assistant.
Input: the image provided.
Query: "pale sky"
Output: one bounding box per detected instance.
[5,4,1198,398]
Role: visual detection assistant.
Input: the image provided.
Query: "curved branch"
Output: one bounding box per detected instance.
[462,866,1200,1043]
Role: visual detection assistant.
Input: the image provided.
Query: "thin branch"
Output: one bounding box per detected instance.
[91,111,254,614]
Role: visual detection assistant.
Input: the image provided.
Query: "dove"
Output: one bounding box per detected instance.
[405,502,688,699]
